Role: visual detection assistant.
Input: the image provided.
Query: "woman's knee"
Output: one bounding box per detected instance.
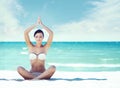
[17,66,24,72]
[50,65,56,73]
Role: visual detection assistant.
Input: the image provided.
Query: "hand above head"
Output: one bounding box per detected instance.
[37,16,43,26]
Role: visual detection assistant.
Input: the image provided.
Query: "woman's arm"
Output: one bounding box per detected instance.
[38,17,53,50]
[24,24,37,47]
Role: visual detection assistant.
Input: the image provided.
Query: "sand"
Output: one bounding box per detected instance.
[0,70,120,88]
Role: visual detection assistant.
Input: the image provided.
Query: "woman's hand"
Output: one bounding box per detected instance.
[37,16,43,26]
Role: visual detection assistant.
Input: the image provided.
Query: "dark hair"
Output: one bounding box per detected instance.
[34,29,44,37]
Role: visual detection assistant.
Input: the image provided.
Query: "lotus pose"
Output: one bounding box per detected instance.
[17,17,56,80]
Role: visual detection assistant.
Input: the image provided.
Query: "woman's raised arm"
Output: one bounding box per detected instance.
[24,24,37,47]
[38,17,53,50]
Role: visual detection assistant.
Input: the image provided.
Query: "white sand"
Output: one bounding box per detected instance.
[0,70,120,88]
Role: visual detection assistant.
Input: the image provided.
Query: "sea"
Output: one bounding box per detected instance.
[0,42,120,72]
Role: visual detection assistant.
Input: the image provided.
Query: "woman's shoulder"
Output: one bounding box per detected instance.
[27,45,35,51]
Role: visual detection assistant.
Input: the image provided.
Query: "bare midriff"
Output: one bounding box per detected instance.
[30,59,45,72]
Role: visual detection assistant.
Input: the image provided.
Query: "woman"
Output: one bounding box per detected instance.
[17,17,56,80]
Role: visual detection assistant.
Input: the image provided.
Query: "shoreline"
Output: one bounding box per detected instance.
[0,70,120,88]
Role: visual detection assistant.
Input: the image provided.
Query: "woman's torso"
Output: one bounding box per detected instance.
[29,45,47,72]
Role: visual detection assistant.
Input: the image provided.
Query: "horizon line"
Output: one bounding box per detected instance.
[0,41,120,42]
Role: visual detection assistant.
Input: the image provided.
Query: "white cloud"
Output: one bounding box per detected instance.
[0,0,54,42]
[0,0,24,41]
[53,0,120,41]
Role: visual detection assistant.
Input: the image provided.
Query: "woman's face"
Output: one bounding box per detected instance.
[34,33,44,43]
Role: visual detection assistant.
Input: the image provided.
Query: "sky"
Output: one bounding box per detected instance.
[0,0,120,42]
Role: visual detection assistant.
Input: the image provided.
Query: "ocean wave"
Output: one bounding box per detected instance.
[22,47,27,50]
[48,63,120,68]
[20,51,28,55]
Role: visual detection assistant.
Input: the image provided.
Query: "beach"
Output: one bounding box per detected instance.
[0,0,120,87]
[0,70,120,88]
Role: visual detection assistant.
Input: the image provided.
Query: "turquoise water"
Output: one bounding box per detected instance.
[0,42,120,72]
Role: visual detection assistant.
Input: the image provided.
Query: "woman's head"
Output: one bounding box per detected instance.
[34,29,44,43]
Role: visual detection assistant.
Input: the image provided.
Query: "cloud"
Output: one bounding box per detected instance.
[0,0,119,42]
[53,0,120,41]
[0,0,54,42]
[0,0,24,41]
